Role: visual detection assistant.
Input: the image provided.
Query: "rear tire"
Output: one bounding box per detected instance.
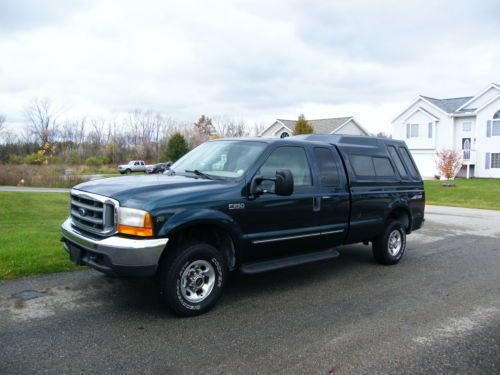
[372,220,406,265]
[158,242,227,316]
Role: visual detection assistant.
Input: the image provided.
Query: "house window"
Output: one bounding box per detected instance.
[492,153,500,169]
[492,110,500,136]
[492,123,500,136]
[406,124,419,138]
[280,132,290,138]
[462,122,472,132]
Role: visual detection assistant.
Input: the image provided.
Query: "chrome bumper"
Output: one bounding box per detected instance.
[61,218,168,276]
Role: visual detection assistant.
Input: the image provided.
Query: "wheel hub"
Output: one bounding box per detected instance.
[180,260,216,303]
[388,229,402,256]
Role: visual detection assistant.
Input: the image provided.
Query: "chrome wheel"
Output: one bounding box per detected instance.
[180,260,216,303]
[387,229,402,256]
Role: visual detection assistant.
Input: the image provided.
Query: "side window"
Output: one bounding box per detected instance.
[373,157,395,177]
[314,147,339,187]
[351,155,375,176]
[399,147,419,179]
[134,161,139,166]
[260,146,312,189]
[387,146,408,178]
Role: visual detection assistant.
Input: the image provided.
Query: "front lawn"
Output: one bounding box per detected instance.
[424,178,500,210]
[0,192,84,280]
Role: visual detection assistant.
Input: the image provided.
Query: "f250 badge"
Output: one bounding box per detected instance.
[228,203,245,210]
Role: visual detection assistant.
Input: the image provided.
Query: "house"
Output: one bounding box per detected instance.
[259,117,369,138]
[392,83,500,178]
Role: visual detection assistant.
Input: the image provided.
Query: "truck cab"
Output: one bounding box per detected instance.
[62,135,424,316]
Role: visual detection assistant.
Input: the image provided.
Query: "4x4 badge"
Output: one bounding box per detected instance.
[228,203,245,210]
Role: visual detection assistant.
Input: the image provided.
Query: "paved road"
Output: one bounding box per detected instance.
[1,205,500,374]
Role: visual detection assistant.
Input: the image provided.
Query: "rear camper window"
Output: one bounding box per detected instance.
[373,157,395,177]
[399,147,420,179]
[351,155,375,176]
[351,155,395,178]
[387,146,408,178]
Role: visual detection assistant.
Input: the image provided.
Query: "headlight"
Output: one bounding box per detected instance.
[117,207,154,237]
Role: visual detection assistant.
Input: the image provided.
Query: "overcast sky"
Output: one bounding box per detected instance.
[1,0,499,135]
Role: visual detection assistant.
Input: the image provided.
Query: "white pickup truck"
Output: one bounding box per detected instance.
[117,160,147,174]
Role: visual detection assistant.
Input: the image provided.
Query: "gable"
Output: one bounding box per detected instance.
[393,98,446,124]
[334,119,368,136]
[259,121,292,137]
[459,85,500,112]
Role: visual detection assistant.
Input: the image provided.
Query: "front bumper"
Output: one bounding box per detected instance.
[61,218,168,277]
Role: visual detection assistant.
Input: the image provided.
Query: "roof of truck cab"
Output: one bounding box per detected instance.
[292,134,407,148]
[213,135,407,149]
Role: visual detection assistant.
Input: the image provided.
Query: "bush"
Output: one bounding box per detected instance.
[7,154,24,164]
[25,153,42,165]
[0,164,85,188]
[85,156,107,166]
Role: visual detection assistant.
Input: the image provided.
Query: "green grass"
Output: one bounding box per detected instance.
[0,192,84,280]
[424,178,500,210]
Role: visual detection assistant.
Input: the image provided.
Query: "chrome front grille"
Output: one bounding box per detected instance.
[70,190,118,236]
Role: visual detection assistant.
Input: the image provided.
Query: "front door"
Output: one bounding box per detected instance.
[243,145,321,261]
[462,138,471,161]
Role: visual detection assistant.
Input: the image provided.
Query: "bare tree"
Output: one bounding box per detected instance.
[24,97,59,145]
[213,116,249,138]
[0,114,5,135]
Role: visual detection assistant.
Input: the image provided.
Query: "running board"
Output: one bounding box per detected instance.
[239,249,340,274]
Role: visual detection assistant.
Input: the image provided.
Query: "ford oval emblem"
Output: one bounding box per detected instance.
[78,207,87,216]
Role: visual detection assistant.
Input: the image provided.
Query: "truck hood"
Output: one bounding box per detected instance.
[73,175,235,211]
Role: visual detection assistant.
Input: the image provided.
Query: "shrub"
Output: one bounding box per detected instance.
[436,149,462,180]
[85,156,107,166]
[0,164,85,188]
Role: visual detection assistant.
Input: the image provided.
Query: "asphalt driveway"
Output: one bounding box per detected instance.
[1,205,500,374]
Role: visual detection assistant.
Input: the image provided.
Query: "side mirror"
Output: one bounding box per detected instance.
[274,169,293,196]
[250,169,294,197]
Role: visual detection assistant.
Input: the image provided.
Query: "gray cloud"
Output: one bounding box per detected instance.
[0,0,499,134]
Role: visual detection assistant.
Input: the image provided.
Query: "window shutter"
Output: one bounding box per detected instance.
[428,122,433,138]
[487,120,492,137]
[485,152,491,169]
[406,124,410,138]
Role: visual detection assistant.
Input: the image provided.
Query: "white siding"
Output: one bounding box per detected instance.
[472,96,500,178]
[335,120,366,135]
[260,121,292,138]
[462,87,500,111]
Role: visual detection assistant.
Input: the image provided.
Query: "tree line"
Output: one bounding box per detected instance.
[0,98,265,165]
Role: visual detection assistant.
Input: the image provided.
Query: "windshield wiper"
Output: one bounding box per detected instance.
[184,169,216,180]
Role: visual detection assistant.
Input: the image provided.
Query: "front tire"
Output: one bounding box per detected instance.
[158,242,227,316]
[372,220,406,265]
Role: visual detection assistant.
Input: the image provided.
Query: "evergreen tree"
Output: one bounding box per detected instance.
[293,114,314,135]
[165,132,189,162]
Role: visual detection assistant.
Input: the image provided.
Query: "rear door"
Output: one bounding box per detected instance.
[312,147,350,247]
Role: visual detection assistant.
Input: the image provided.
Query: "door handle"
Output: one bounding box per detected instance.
[313,197,321,212]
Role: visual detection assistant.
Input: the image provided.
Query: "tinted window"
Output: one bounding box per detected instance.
[373,157,395,176]
[314,148,339,187]
[351,155,375,176]
[260,146,312,188]
[387,146,408,178]
[399,147,419,178]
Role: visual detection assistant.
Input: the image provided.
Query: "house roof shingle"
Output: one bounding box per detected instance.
[420,96,473,114]
[278,117,353,134]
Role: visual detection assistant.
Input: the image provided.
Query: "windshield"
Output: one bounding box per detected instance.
[170,140,266,179]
